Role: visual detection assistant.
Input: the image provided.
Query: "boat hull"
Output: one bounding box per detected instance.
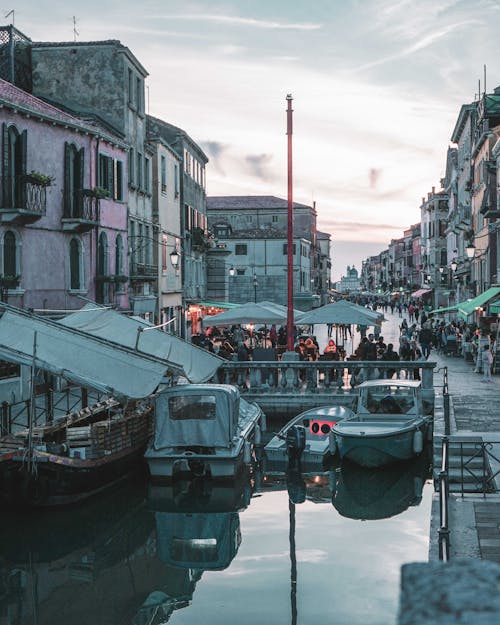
[334,425,426,468]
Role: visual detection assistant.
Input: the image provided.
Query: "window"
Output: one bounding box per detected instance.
[174,165,179,197]
[135,76,142,114]
[63,143,84,218]
[115,160,124,201]
[272,215,278,223]
[144,157,151,193]
[69,238,82,290]
[97,232,109,304]
[168,395,216,420]
[98,154,114,197]
[283,243,296,255]
[128,69,134,105]
[161,155,167,192]
[235,244,247,255]
[115,234,124,276]
[162,234,167,271]
[2,124,27,208]
[236,269,245,276]
[137,152,143,190]
[128,148,135,186]
[3,230,17,277]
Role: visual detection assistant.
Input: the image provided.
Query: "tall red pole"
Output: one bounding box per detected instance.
[286,94,294,352]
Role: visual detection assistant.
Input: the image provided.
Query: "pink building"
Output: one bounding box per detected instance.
[0,78,129,311]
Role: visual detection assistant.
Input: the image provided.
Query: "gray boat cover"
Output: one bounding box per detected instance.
[153,384,258,449]
[59,305,223,383]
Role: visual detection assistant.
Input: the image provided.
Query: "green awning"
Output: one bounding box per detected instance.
[430,304,458,315]
[457,287,500,319]
[197,300,241,309]
[489,300,500,315]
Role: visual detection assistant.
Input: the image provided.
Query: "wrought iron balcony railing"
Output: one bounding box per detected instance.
[0,174,47,222]
[129,262,158,280]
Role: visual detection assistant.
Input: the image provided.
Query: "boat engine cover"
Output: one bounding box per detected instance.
[286,425,307,460]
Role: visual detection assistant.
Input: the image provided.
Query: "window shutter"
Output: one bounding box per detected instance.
[64,142,71,215]
[78,147,85,190]
[107,156,113,196]
[20,129,27,207]
[2,124,9,207]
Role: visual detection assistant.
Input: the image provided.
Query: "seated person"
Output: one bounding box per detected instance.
[377,395,401,414]
[305,337,318,361]
[323,339,339,360]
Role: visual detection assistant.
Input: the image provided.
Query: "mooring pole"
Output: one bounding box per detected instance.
[286,94,294,352]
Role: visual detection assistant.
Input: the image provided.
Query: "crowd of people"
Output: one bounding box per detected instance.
[191,295,497,381]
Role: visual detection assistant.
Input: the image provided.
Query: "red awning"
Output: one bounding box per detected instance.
[411,288,432,298]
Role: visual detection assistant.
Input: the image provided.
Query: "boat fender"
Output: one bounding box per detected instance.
[329,432,337,456]
[413,430,424,454]
[244,441,252,464]
[254,424,262,445]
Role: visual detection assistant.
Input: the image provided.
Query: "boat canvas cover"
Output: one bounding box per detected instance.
[156,511,239,570]
[59,305,223,383]
[153,385,240,449]
[0,310,166,398]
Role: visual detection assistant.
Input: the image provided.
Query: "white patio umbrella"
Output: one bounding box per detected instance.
[297,300,384,326]
[202,300,301,327]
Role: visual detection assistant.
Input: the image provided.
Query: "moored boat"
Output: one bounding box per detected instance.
[330,380,431,468]
[145,384,266,480]
[0,398,153,506]
[264,405,355,469]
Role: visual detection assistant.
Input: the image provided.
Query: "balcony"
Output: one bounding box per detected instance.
[129,261,158,281]
[0,174,48,224]
[61,189,100,232]
[479,181,500,219]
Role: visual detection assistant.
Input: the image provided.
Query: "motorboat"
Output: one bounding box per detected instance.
[145,384,266,480]
[264,405,355,469]
[329,380,431,468]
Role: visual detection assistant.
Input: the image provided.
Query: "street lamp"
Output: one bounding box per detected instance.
[169,250,179,269]
[253,273,258,303]
[466,243,476,259]
[229,266,235,277]
[450,259,458,272]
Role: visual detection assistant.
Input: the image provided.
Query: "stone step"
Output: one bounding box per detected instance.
[448,482,488,493]
[447,456,485,469]
[447,467,491,483]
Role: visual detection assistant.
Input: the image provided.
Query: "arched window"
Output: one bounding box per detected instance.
[69,238,82,290]
[3,230,17,276]
[64,143,84,218]
[97,232,109,303]
[115,234,123,275]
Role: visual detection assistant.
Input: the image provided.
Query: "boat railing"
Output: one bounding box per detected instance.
[438,436,450,561]
[218,360,435,394]
[1,386,105,434]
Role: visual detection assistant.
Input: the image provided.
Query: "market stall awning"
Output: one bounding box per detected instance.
[0,308,168,398]
[457,286,500,319]
[59,305,223,383]
[411,288,433,298]
[429,304,459,315]
[489,299,500,315]
[196,300,241,309]
[297,300,385,326]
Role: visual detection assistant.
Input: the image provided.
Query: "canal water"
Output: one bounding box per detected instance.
[0,452,432,625]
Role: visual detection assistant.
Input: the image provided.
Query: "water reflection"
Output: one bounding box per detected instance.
[332,455,432,520]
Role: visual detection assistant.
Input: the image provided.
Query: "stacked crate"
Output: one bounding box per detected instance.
[87,406,153,460]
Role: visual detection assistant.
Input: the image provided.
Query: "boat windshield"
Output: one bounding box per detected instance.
[363,387,414,415]
[168,395,217,420]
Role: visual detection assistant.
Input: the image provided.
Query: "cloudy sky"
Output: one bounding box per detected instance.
[8,0,500,279]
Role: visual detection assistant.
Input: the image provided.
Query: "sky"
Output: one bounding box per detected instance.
[7,0,500,279]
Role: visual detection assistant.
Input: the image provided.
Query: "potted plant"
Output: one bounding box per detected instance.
[89,186,110,199]
[0,274,20,289]
[23,171,54,187]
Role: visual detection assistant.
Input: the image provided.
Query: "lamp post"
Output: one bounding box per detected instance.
[253,273,258,303]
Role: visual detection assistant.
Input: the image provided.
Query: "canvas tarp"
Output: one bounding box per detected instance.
[153,384,241,450]
[59,305,223,383]
[0,309,167,398]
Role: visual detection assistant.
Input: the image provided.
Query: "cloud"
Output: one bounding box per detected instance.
[369,168,382,189]
[200,140,229,175]
[245,153,275,182]
[326,220,405,232]
[155,14,322,31]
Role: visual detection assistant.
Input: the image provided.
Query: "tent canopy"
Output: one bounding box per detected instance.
[297,300,384,326]
[0,308,168,398]
[429,304,459,315]
[59,305,223,383]
[411,288,433,298]
[202,300,301,326]
[457,287,500,319]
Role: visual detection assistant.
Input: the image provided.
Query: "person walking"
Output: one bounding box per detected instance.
[481,344,494,383]
[419,325,433,359]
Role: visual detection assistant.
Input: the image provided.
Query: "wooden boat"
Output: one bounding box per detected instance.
[330,380,431,468]
[145,384,266,480]
[0,398,153,506]
[264,405,355,470]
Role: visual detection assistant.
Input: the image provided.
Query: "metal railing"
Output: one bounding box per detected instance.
[63,189,100,222]
[0,175,47,215]
[438,436,450,561]
[453,439,500,496]
[1,386,105,434]
[442,366,450,435]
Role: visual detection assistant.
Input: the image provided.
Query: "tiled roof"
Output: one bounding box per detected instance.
[32,39,122,48]
[0,77,84,125]
[207,195,312,210]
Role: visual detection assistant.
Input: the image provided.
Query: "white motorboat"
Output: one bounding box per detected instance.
[145,384,266,480]
[329,380,431,468]
[264,405,355,469]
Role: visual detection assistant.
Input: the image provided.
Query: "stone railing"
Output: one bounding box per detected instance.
[218,360,436,418]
